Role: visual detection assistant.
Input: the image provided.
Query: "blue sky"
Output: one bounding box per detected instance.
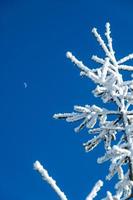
[0,0,133,200]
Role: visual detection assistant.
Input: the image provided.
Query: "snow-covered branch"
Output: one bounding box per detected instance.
[35,22,133,200]
[34,161,68,200]
[85,180,103,200]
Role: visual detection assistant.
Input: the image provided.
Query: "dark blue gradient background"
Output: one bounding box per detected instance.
[0,0,133,199]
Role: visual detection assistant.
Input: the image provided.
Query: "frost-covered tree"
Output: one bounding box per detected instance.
[34,23,133,200]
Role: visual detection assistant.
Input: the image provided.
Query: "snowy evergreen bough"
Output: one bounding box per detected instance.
[34,23,133,199]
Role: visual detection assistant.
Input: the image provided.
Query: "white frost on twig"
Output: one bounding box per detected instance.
[118,53,133,64]
[66,51,100,83]
[105,22,115,56]
[86,180,103,200]
[33,161,68,200]
[106,191,114,200]
[118,64,133,71]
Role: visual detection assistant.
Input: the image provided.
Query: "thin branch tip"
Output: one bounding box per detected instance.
[66,51,72,59]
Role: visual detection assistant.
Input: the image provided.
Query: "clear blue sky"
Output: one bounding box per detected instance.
[0,0,133,200]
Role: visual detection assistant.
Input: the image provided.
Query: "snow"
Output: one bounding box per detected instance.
[35,22,133,200]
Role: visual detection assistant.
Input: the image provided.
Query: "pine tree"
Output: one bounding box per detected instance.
[34,23,133,200]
